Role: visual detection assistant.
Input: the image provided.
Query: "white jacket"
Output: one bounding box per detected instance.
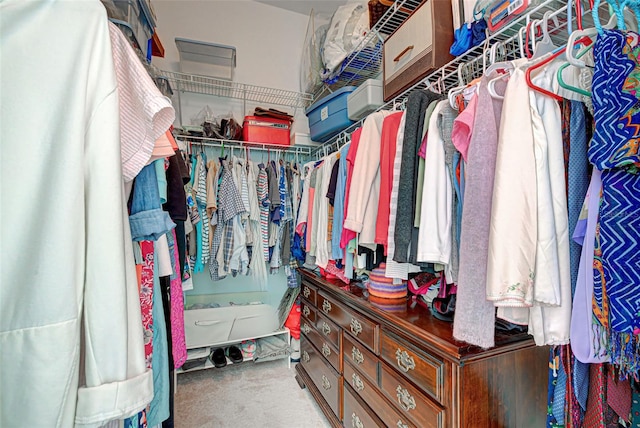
[343,111,392,246]
[1,1,153,426]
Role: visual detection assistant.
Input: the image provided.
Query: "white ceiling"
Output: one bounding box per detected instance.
[254,0,348,18]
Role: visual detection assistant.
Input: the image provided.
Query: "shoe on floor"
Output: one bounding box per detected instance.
[226,345,244,364]
[210,348,227,368]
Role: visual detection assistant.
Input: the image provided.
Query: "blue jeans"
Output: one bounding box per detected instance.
[129,163,175,241]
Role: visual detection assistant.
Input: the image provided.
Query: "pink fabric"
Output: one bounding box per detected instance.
[451,93,478,162]
[418,132,428,159]
[375,112,403,252]
[169,229,187,369]
[108,22,175,182]
[340,128,363,249]
[139,241,155,368]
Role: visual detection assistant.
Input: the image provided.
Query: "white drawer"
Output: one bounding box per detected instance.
[384,3,433,84]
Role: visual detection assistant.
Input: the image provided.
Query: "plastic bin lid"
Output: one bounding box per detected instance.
[305,86,357,115]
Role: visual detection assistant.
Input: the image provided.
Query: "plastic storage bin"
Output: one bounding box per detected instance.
[305,86,357,143]
[243,116,292,146]
[112,0,154,56]
[347,79,383,121]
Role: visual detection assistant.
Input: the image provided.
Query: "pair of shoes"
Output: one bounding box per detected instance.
[210,348,227,368]
[226,345,243,364]
[210,346,244,368]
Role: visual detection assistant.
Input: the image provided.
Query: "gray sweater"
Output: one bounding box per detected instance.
[452,75,507,349]
[394,90,443,263]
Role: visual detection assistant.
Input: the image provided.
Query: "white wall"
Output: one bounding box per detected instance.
[151,0,312,135]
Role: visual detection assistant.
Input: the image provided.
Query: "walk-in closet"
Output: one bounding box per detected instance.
[3,0,640,426]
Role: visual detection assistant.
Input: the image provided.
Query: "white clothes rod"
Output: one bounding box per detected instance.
[178,135,314,156]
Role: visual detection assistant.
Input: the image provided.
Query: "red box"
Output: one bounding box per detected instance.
[242,116,291,146]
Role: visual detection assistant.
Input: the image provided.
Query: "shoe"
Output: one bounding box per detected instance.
[210,348,227,368]
[226,345,244,364]
[181,357,208,371]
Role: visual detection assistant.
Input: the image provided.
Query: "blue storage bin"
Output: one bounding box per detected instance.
[305,86,357,143]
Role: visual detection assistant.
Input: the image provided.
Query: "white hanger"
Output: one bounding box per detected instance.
[531,12,558,59]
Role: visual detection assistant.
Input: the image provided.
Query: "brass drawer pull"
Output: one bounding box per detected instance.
[393,45,414,62]
[322,321,331,336]
[397,421,408,428]
[351,346,364,365]
[302,350,310,363]
[322,375,331,390]
[395,348,416,373]
[396,385,416,412]
[302,323,311,335]
[352,413,364,428]
[350,318,363,336]
[303,306,310,317]
[322,343,331,358]
[303,286,311,298]
[352,373,365,392]
[322,299,332,314]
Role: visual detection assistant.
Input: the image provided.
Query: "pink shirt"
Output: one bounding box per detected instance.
[451,93,478,162]
[374,112,404,252]
[340,128,363,249]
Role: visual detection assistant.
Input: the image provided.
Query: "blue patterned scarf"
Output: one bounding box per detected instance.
[590,29,640,378]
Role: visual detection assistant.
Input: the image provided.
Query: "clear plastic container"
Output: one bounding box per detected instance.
[111,0,153,55]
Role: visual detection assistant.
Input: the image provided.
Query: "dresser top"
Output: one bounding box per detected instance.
[299,269,536,361]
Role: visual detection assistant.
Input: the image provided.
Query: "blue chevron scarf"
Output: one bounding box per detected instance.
[590,29,640,378]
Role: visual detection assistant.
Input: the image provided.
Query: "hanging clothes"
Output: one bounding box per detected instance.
[453,72,506,349]
[486,60,538,308]
[589,28,640,377]
[374,113,404,252]
[1,3,160,424]
[209,159,246,281]
[343,110,392,248]
[394,90,442,263]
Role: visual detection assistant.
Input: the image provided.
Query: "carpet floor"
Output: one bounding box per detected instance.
[175,360,332,427]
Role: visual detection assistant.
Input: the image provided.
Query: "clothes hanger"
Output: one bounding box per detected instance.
[566,8,624,68]
[556,43,594,97]
[531,12,559,59]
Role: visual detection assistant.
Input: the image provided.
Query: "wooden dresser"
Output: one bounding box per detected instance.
[295,269,549,428]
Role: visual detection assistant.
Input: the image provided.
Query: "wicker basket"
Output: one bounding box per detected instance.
[368,0,391,28]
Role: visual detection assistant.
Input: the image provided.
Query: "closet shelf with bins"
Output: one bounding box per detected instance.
[314,0,423,102]
[160,69,313,115]
[313,0,582,158]
[159,69,315,148]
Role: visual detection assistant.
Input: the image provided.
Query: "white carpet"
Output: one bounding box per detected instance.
[175,360,332,428]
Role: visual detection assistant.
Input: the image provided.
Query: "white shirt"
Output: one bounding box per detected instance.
[1,1,152,426]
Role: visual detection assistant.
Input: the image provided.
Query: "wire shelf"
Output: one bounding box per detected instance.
[160,70,314,109]
[314,0,424,100]
[312,0,602,158]
[178,135,314,156]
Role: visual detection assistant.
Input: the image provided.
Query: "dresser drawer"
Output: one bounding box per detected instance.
[343,383,385,428]
[344,361,415,428]
[383,2,433,84]
[316,311,341,350]
[302,282,317,307]
[318,292,378,352]
[343,332,378,385]
[300,337,342,420]
[302,322,341,373]
[380,363,445,428]
[380,330,445,403]
[301,299,317,324]
[382,0,453,101]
